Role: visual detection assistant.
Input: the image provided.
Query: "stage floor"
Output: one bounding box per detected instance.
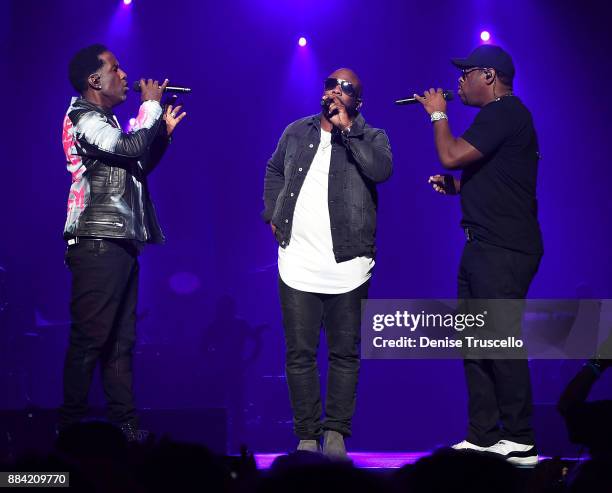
[253,451,581,469]
[254,451,428,469]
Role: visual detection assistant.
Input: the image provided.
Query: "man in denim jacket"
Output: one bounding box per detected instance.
[262,68,392,458]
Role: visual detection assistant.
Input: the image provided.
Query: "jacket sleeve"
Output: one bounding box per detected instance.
[74,101,163,162]
[141,126,171,175]
[342,128,393,184]
[261,127,288,223]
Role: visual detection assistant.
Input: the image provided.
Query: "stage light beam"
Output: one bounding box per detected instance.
[298,37,307,47]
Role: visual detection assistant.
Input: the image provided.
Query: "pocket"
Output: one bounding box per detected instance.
[83,218,125,228]
[81,212,128,235]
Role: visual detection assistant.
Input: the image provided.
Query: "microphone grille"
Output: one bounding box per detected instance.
[444,90,454,101]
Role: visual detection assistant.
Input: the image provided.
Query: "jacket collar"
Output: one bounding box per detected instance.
[72,96,116,118]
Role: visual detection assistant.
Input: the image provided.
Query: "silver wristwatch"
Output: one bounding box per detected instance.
[430,111,448,123]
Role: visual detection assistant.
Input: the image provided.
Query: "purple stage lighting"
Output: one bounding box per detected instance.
[169,272,202,295]
[480,30,491,42]
[298,37,307,47]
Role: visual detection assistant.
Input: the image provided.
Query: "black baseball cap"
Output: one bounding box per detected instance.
[451,45,515,78]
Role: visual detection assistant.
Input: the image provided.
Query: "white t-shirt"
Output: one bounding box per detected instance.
[278,129,373,294]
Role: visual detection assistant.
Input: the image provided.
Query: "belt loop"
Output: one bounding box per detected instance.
[93,238,103,254]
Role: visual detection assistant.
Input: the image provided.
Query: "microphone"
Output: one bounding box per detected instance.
[320,97,338,115]
[131,81,192,93]
[395,90,454,105]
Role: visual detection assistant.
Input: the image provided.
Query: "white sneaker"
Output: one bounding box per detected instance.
[486,440,538,466]
[451,440,488,452]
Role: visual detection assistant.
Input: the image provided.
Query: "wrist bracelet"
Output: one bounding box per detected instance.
[430,111,448,123]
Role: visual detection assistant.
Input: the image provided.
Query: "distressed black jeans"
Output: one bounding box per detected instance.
[279,278,369,439]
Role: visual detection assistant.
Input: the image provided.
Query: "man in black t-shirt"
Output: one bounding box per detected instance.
[415,45,542,466]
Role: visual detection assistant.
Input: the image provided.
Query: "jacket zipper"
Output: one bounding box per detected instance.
[85,220,124,227]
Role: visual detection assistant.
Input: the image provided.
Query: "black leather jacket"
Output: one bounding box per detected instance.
[62,97,168,244]
[262,113,392,262]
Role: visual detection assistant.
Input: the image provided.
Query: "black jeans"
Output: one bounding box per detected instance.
[279,278,369,439]
[59,238,140,428]
[458,239,541,447]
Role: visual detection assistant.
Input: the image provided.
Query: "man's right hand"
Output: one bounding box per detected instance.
[140,78,169,103]
[428,174,458,195]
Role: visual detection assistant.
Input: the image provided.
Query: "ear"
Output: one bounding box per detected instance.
[484,69,496,85]
[88,73,102,90]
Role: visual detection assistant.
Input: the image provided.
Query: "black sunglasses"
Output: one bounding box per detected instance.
[323,78,357,97]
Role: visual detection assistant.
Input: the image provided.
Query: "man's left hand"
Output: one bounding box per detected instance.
[327,96,352,132]
[164,104,187,136]
[414,88,447,115]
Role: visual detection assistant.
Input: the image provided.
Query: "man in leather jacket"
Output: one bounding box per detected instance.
[59,44,186,438]
[262,68,392,458]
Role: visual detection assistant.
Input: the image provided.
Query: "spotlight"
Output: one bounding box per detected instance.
[129,118,136,127]
[123,0,132,5]
[298,37,307,47]
[480,30,491,42]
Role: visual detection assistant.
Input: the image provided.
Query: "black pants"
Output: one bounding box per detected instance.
[458,239,541,446]
[59,238,140,428]
[279,278,369,440]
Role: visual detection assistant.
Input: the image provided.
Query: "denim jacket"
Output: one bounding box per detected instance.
[262,113,392,262]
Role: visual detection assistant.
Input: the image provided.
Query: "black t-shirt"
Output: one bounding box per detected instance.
[460,96,543,255]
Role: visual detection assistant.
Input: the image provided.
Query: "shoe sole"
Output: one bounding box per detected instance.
[452,445,487,452]
[506,455,539,467]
